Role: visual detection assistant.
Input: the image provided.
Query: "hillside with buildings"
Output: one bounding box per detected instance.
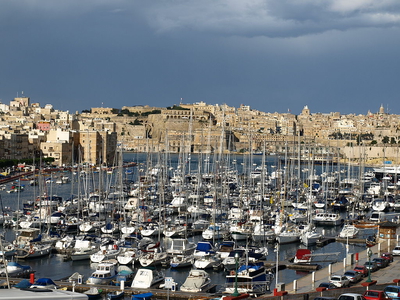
[0,96,399,167]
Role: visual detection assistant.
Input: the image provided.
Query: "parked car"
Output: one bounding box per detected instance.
[344,270,363,283]
[330,275,350,288]
[318,282,337,290]
[363,290,392,300]
[354,265,368,277]
[384,286,400,300]
[364,261,378,272]
[338,293,365,300]
[314,297,337,300]
[372,257,389,268]
[381,252,394,262]
[392,246,400,256]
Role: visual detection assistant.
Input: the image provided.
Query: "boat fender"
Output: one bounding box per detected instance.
[114,244,118,250]
[230,270,236,276]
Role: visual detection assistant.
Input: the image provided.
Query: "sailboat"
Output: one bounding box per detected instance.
[138,242,168,267]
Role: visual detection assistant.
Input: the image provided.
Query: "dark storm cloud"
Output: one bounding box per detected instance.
[0,0,400,114]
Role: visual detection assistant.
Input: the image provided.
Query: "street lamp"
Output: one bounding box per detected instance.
[366,248,372,283]
[232,252,240,297]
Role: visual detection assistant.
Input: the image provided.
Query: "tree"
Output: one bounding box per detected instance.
[391,137,397,144]
[370,140,377,145]
[129,119,142,125]
[382,136,390,144]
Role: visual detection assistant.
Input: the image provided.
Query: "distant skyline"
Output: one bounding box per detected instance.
[1,1,400,115]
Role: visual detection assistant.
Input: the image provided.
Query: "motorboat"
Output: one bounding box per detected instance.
[224,262,273,295]
[86,261,117,285]
[0,261,32,277]
[193,241,216,259]
[107,290,124,300]
[338,224,359,238]
[222,249,264,271]
[30,277,58,289]
[84,287,103,299]
[180,269,211,292]
[216,241,236,259]
[131,267,164,289]
[293,249,312,264]
[312,212,343,226]
[0,288,88,299]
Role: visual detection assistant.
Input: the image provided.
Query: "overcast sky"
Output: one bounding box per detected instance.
[1,0,400,115]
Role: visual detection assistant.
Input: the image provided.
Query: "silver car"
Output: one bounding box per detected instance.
[392,245,400,256]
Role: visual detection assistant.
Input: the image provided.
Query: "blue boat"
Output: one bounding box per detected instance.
[107,290,124,300]
[132,292,153,300]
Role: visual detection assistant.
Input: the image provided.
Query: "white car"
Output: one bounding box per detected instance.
[330,275,350,288]
[392,245,400,256]
[338,293,365,300]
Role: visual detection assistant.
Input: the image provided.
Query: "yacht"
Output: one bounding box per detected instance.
[312,212,343,226]
[180,269,211,292]
[131,267,164,289]
[193,241,216,259]
[224,262,273,295]
[338,224,359,238]
[86,261,117,285]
